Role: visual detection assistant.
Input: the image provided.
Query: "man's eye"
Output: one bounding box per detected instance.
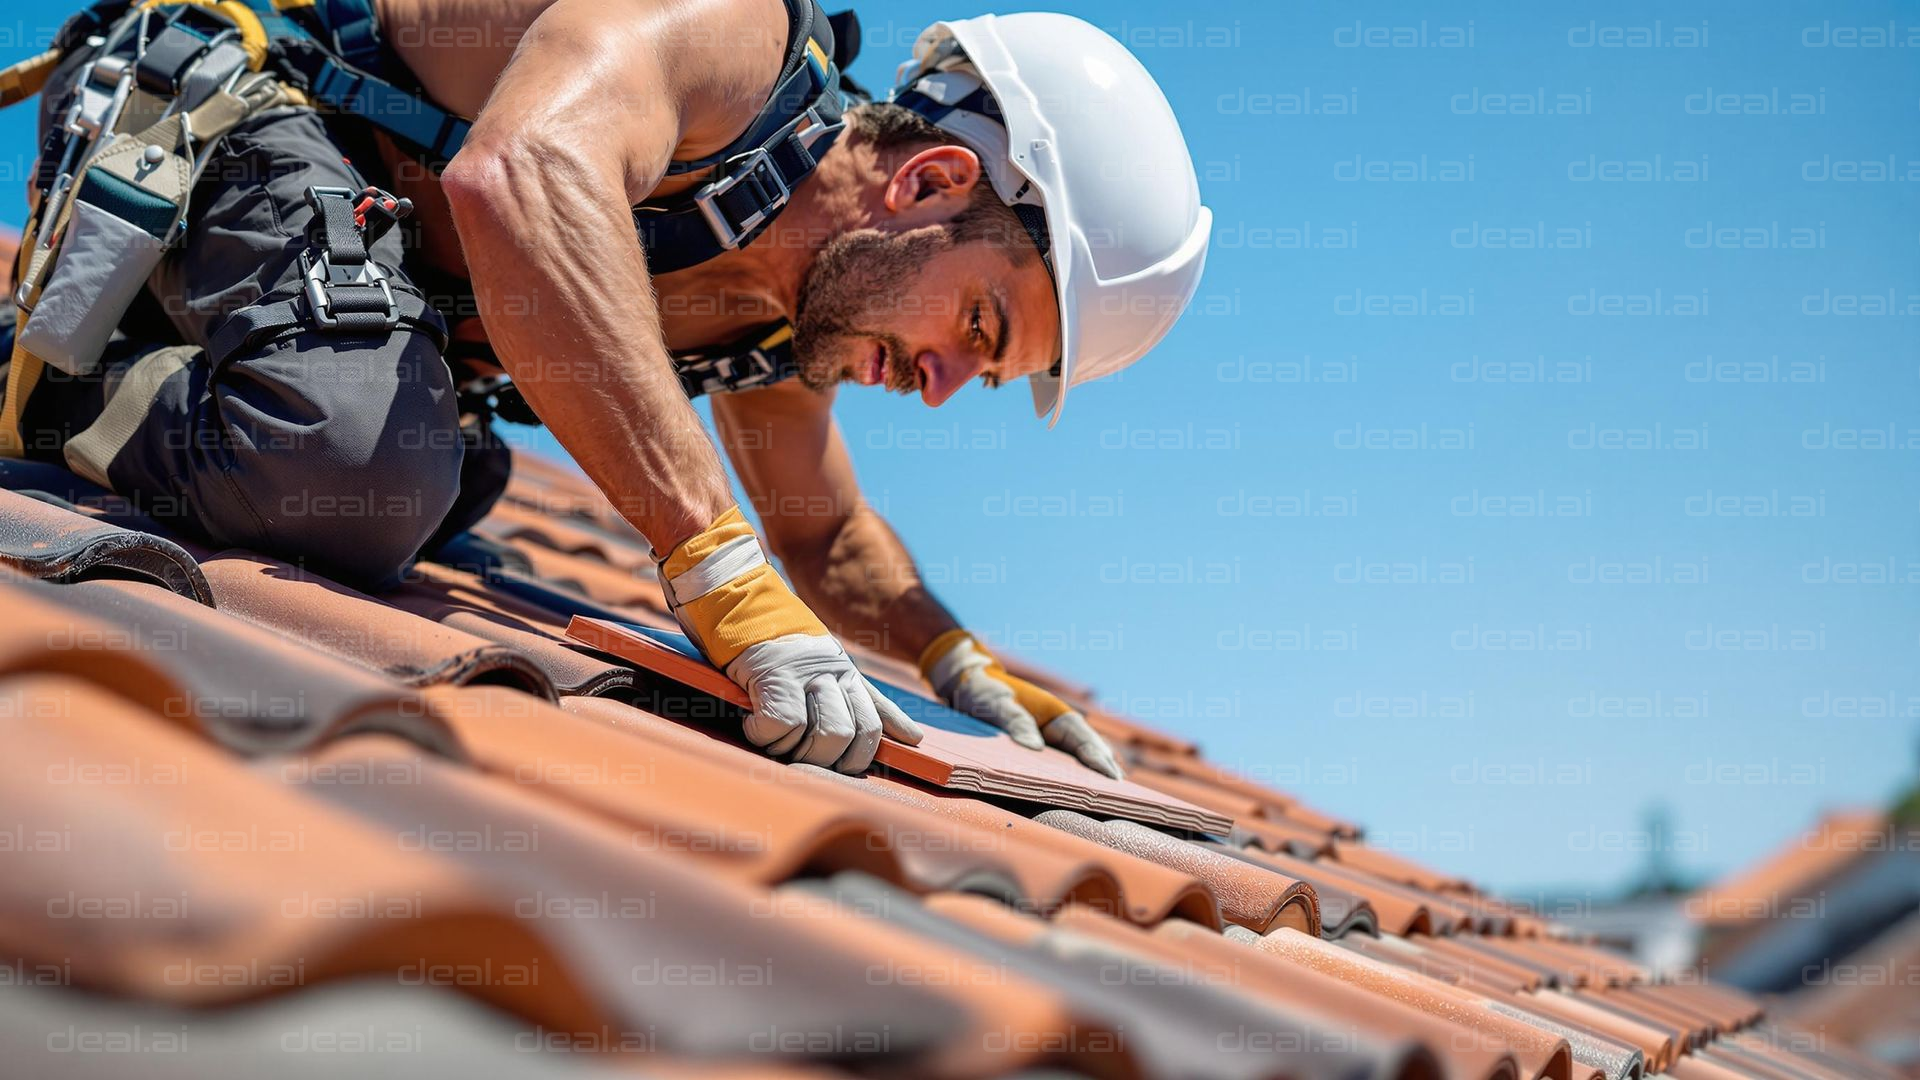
[969,303,986,344]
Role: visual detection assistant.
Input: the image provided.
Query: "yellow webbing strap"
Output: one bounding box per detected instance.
[0,342,43,459]
[0,49,60,109]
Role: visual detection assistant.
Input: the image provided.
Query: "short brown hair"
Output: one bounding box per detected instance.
[846,103,1038,260]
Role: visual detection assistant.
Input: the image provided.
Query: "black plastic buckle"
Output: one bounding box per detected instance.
[694,147,789,250]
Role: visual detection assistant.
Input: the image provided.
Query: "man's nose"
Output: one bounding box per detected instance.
[916,351,984,408]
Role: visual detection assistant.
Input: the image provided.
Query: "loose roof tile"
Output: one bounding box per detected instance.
[569,615,1234,832]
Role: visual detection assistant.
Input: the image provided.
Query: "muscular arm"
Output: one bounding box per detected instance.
[714,382,962,663]
[441,0,780,552]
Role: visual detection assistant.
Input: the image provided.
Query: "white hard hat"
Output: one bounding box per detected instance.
[891,13,1212,426]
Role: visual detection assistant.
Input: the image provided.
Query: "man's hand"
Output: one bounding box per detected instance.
[660,507,923,773]
[919,630,1125,780]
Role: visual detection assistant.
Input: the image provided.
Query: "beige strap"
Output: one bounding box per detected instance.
[62,345,198,486]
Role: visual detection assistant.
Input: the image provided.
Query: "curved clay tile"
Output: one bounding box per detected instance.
[853,772,1222,928]
[0,975,649,1080]
[1484,999,1645,1080]
[1236,846,1439,937]
[1036,811,1319,936]
[1571,989,1698,1054]
[423,685,907,886]
[1663,1055,1763,1080]
[1229,815,1337,858]
[1202,842,1377,938]
[386,561,637,696]
[1329,839,1473,894]
[0,488,211,604]
[0,580,190,713]
[1515,989,1677,1073]
[1339,933,1534,997]
[1418,936,1558,992]
[199,551,555,699]
[811,876,1412,1080]
[1246,928,1577,1080]
[566,615,1234,834]
[0,675,604,1034]
[280,734,971,1063]
[1071,913,1502,1080]
[1126,763,1268,819]
[766,878,1082,1078]
[476,499,656,572]
[1494,937,1643,989]
[6,578,461,758]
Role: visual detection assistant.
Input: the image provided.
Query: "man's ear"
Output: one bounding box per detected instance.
[883,145,983,222]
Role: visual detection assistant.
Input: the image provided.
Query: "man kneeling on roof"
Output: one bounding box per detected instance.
[0,0,1210,777]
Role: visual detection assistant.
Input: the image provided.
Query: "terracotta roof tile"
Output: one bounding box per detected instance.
[1330,839,1475,894]
[278,733,971,1062]
[1036,810,1320,935]
[0,488,211,602]
[0,675,603,1031]
[1245,927,1579,1080]
[200,550,555,698]
[1516,989,1679,1073]
[1060,911,1514,1080]
[819,875,1434,1080]
[385,560,638,695]
[1224,844,1439,937]
[4,578,462,757]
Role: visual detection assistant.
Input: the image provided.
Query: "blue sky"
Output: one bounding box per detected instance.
[4,0,1915,893]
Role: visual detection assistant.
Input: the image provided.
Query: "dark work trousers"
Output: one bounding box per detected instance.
[7,46,510,587]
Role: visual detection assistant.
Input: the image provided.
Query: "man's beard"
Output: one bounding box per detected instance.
[792,227,951,394]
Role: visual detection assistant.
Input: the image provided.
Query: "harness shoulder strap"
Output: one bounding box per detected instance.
[632,0,853,275]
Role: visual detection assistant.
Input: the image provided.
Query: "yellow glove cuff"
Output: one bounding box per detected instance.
[659,506,828,669]
[919,629,1074,726]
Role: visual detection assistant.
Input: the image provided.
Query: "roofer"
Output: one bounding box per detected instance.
[0,0,1210,776]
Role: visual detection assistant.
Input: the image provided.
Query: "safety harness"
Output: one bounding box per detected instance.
[0,0,856,454]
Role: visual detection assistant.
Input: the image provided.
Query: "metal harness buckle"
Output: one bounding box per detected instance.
[300,247,398,330]
[693,146,790,251]
[299,185,401,330]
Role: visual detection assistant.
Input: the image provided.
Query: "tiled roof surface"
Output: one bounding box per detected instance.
[0,451,1899,1080]
[1685,809,1890,928]
[0,236,1896,1080]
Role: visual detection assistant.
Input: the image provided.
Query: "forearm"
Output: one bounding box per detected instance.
[782,507,962,663]
[444,148,732,553]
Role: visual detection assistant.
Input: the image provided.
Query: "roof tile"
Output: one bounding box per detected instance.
[0,488,211,602]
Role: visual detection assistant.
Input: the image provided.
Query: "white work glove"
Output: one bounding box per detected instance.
[919,630,1125,780]
[659,508,922,773]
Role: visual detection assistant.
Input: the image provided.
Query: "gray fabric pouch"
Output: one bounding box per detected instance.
[19,134,187,376]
